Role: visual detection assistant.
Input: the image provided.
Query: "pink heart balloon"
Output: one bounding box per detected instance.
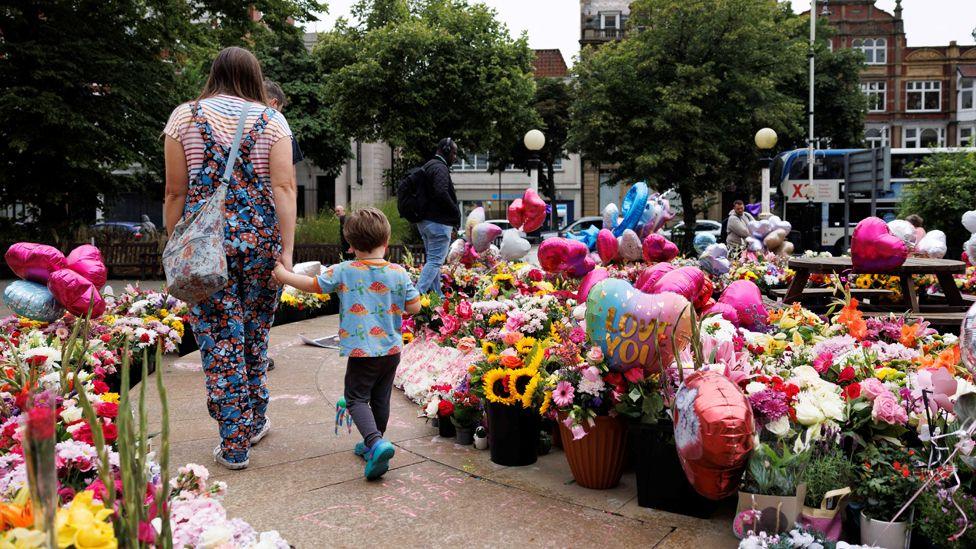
[577,268,609,302]
[635,262,676,292]
[47,269,105,318]
[538,238,588,274]
[717,280,767,330]
[521,189,547,233]
[642,233,679,263]
[851,217,908,272]
[5,243,66,284]
[471,223,502,253]
[585,278,693,374]
[507,199,524,230]
[566,254,597,278]
[597,229,618,264]
[65,245,107,289]
[702,301,740,326]
[650,266,706,303]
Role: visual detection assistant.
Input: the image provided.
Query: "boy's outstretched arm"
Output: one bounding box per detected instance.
[404,297,421,315]
[273,263,320,294]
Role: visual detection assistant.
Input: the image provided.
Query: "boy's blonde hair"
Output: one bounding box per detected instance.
[344,207,391,252]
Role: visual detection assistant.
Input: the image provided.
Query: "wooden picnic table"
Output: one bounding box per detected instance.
[784,256,967,313]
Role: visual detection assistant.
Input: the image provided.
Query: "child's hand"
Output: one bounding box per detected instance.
[272,262,289,285]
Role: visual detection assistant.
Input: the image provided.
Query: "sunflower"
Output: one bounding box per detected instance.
[520,374,541,408]
[524,343,545,372]
[539,390,552,415]
[507,367,537,402]
[483,369,518,405]
[515,337,537,355]
[402,332,415,344]
[481,341,498,356]
[488,313,507,326]
[493,273,515,286]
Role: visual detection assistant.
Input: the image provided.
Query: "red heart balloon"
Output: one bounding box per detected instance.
[47,269,105,318]
[597,229,618,263]
[851,217,908,272]
[674,370,754,500]
[642,233,679,263]
[507,198,524,229]
[521,189,547,233]
[537,238,588,274]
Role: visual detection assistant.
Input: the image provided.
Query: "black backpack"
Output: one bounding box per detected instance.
[396,164,429,223]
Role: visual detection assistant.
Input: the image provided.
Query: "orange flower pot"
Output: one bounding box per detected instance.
[558,414,627,489]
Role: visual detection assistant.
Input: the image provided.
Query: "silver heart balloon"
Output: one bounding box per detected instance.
[617,229,643,262]
[916,230,947,259]
[447,238,466,264]
[603,203,620,232]
[499,228,531,261]
[471,223,502,253]
[748,219,774,240]
[887,219,916,246]
[963,210,976,234]
[769,215,791,234]
[745,236,764,253]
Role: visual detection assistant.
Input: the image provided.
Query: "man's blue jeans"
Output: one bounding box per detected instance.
[417,220,453,296]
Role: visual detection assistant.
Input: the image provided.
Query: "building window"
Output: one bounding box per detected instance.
[961,126,975,147]
[453,153,490,171]
[904,127,945,148]
[861,81,886,112]
[852,38,887,65]
[906,81,942,112]
[600,12,619,29]
[864,127,888,148]
[960,77,975,111]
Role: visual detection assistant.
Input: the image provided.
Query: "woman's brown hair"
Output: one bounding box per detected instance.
[198,47,269,104]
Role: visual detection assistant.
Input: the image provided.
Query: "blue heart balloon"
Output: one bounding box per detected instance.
[3,280,65,322]
[567,225,601,250]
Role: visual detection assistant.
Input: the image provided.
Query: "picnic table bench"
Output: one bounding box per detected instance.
[784,257,967,314]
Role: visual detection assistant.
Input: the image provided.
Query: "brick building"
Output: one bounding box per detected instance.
[815,0,976,148]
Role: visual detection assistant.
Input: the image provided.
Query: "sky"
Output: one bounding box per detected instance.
[304,1,976,67]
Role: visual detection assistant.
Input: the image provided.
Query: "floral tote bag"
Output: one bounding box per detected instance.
[162,105,249,304]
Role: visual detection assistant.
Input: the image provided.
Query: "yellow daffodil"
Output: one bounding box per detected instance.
[56,491,116,549]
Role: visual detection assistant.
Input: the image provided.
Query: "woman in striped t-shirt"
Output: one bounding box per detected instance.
[163,47,296,470]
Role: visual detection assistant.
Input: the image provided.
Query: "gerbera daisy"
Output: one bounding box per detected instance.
[483,369,517,405]
[552,381,575,408]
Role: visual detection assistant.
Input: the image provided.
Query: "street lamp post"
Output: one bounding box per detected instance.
[755,128,778,220]
[524,129,556,230]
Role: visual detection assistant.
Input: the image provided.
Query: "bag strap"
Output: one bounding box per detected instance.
[820,487,852,511]
[221,104,251,184]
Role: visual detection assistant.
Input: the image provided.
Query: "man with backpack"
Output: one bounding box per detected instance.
[397,138,460,296]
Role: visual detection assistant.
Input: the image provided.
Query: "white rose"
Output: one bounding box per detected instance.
[198,525,233,549]
[794,394,825,426]
[60,407,83,424]
[790,366,822,388]
[745,381,766,395]
[572,305,587,321]
[814,388,846,422]
[766,415,791,437]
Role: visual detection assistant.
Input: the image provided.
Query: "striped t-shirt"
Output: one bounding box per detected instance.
[163,94,292,180]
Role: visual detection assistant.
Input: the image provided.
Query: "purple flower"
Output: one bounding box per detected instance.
[748,389,790,424]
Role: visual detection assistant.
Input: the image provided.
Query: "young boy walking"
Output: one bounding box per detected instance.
[274,208,420,480]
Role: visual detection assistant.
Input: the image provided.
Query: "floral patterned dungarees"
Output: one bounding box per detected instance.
[185,102,282,463]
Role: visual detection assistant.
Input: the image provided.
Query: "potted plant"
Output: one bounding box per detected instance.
[855,443,922,549]
[914,485,976,548]
[469,343,549,466]
[450,388,481,445]
[736,439,810,535]
[546,344,628,489]
[798,439,855,541]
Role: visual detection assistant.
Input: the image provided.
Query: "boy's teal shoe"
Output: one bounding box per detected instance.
[364,439,395,480]
[354,441,368,460]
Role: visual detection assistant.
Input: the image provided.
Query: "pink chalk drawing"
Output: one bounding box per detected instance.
[270,394,316,406]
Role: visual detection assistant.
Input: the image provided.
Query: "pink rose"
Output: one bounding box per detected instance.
[473,327,485,339]
[503,331,522,346]
[586,346,604,364]
[439,315,460,336]
[582,365,601,382]
[623,367,645,383]
[457,300,473,320]
[457,336,476,353]
[871,393,909,425]
[860,378,888,401]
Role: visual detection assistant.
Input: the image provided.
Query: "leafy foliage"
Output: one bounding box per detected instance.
[295,199,415,245]
[899,150,976,255]
[854,444,923,521]
[915,487,976,548]
[801,446,856,507]
[741,440,810,496]
[315,0,540,182]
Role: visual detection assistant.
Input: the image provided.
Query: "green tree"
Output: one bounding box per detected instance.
[315,0,539,182]
[0,0,196,238]
[569,0,805,251]
[900,150,976,255]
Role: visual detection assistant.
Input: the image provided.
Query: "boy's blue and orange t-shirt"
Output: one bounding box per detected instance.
[314,259,420,357]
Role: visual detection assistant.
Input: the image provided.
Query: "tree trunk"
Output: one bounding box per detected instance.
[679,186,696,255]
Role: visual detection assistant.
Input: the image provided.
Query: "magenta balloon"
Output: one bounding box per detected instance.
[47,269,105,318]
[507,198,525,230]
[5,243,66,284]
[597,229,618,263]
[65,245,107,289]
[566,254,597,278]
[650,266,706,302]
[717,280,767,330]
[521,189,547,233]
[635,262,676,292]
[702,301,741,326]
[578,268,610,302]
[642,233,680,263]
[851,216,908,272]
[538,237,589,274]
